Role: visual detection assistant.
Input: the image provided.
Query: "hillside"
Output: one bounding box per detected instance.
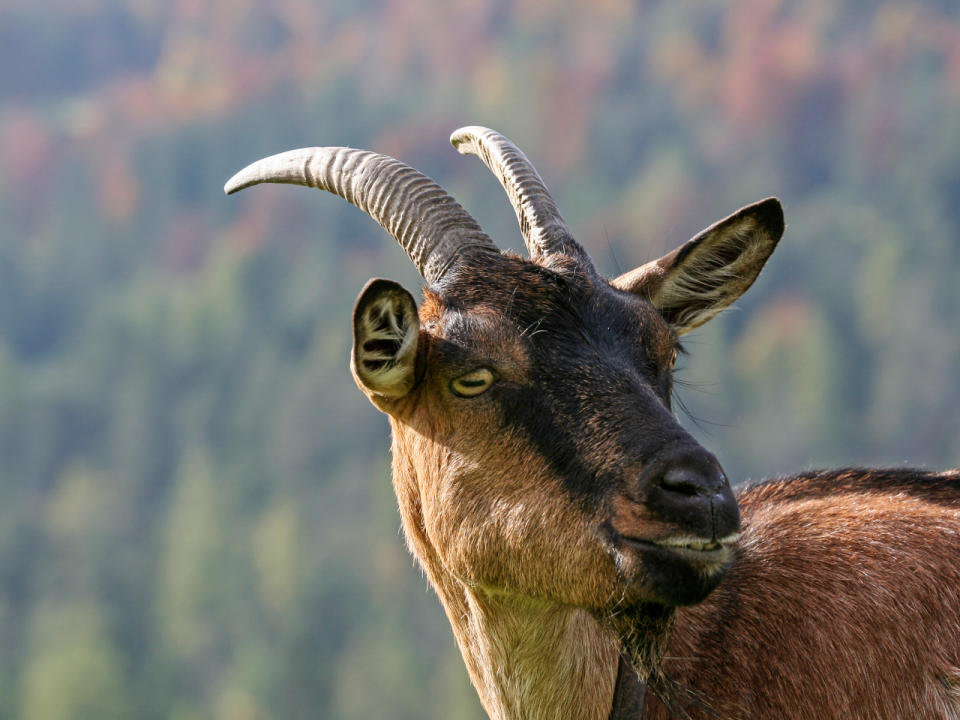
[2,1,959,717]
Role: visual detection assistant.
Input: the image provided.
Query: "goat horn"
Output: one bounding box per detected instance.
[224,147,500,284]
[450,126,590,266]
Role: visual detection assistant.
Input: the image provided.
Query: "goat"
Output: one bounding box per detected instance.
[225,127,960,720]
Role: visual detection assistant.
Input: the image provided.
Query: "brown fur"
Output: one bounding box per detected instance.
[644,470,960,719]
[389,410,622,720]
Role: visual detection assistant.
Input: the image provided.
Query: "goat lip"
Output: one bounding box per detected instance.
[652,532,741,551]
[616,534,736,565]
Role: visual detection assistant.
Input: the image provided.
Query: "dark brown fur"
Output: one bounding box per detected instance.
[641,469,960,719]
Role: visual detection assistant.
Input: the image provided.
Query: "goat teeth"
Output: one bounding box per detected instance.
[686,541,720,551]
[655,537,725,552]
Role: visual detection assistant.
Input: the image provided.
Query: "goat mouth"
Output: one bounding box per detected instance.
[653,532,740,553]
[615,532,740,571]
[607,530,737,607]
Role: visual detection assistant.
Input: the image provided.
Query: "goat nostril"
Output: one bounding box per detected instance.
[660,466,725,497]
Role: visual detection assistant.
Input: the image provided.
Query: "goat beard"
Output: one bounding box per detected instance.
[600,601,675,682]
[598,603,713,720]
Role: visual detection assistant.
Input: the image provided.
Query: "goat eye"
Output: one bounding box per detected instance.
[450,368,496,397]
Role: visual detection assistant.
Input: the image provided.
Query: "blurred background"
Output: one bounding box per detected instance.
[2,0,960,717]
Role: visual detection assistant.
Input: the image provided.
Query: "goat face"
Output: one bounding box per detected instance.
[226,128,783,616]
[351,230,775,611]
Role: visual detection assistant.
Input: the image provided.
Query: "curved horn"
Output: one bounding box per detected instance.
[450,126,590,266]
[224,147,499,284]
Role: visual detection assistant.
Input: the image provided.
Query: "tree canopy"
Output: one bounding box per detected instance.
[2,1,959,717]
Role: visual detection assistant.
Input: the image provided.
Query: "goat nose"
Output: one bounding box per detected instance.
[645,453,740,540]
[659,464,727,497]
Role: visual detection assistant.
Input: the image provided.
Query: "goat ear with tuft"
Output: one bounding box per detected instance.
[612,197,784,335]
[352,279,421,400]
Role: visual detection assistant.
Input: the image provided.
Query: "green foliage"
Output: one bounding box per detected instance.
[21,605,129,720]
[2,0,960,717]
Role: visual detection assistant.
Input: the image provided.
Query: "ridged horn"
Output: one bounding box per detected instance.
[450,126,590,266]
[224,147,500,284]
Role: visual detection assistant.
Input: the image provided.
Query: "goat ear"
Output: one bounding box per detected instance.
[611,198,784,335]
[352,279,421,399]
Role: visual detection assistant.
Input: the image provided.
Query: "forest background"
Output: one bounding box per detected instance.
[2,0,960,718]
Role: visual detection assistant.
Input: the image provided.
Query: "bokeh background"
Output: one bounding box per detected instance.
[3,0,960,717]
